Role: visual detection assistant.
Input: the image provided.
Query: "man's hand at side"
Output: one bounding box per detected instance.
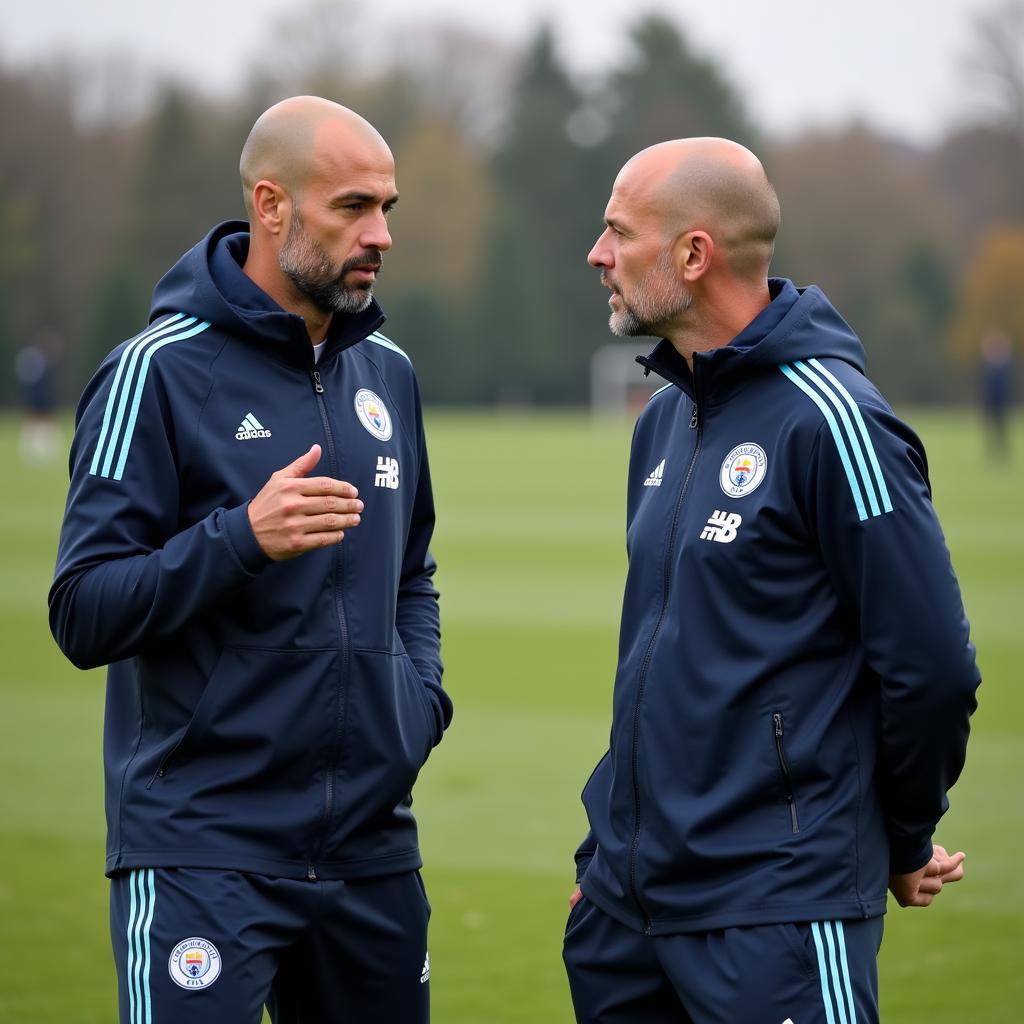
[248,444,363,560]
[888,843,965,908]
[569,886,584,910]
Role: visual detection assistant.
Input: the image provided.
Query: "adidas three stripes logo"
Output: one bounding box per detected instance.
[811,920,860,1024]
[124,868,156,1024]
[780,359,893,522]
[89,313,211,481]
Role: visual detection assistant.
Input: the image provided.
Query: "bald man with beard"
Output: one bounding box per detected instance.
[562,139,979,1024]
[51,97,451,1023]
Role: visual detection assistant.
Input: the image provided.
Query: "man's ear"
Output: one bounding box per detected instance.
[251,180,290,237]
[676,230,714,283]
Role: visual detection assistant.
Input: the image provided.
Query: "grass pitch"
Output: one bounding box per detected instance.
[0,408,1019,1022]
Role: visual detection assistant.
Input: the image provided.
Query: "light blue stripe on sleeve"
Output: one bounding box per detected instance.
[111,320,211,481]
[98,316,198,478]
[90,314,186,476]
[367,331,411,362]
[835,921,859,1024]
[811,922,838,1024]
[780,364,868,521]
[808,358,893,513]
[794,360,881,517]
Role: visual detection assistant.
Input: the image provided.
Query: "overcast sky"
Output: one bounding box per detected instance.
[1,0,1002,143]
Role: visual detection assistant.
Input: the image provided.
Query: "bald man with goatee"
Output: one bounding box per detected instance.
[563,139,979,1024]
[51,96,450,1023]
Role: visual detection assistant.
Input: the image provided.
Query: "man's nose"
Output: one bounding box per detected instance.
[363,211,392,252]
[588,230,612,268]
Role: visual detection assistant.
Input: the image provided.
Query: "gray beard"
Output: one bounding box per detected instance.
[279,223,375,316]
[609,284,692,338]
[608,251,692,337]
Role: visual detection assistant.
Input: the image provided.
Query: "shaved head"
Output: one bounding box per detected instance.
[239,96,391,217]
[617,138,780,279]
[237,96,398,328]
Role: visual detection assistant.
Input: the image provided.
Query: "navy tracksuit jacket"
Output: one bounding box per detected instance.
[50,222,452,883]
[576,278,980,936]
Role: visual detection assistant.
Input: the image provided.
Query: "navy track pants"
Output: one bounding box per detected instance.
[563,894,883,1024]
[110,867,431,1024]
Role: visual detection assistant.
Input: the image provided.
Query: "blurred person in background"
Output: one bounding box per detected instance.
[49,96,450,1024]
[14,328,61,463]
[979,327,1014,457]
[564,137,980,1024]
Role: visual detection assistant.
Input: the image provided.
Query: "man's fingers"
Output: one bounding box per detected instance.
[939,861,965,884]
[294,477,361,499]
[249,448,362,560]
[308,495,363,515]
[277,444,322,478]
[303,512,362,534]
[895,887,935,908]
[930,847,965,883]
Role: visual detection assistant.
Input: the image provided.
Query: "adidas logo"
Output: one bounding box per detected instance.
[420,953,430,984]
[236,413,272,440]
[643,459,666,487]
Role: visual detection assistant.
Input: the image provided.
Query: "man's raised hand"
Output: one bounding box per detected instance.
[248,444,363,560]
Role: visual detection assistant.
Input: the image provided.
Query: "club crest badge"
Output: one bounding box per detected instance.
[168,937,222,990]
[354,389,393,441]
[719,443,767,498]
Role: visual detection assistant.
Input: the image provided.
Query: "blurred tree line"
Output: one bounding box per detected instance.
[2,2,1023,407]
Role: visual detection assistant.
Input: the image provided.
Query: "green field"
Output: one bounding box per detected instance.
[0,408,1020,1022]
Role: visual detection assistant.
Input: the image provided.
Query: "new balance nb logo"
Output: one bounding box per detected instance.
[375,456,400,489]
[235,413,272,440]
[700,510,742,543]
[643,459,666,487]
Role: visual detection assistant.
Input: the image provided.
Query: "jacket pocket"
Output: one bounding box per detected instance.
[145,646,336,792]
[341,649,437,811]
[135,646,339,864]
[145,647,227,788]
[772,711,800,833]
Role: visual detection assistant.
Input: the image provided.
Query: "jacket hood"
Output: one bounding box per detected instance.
[149,220,386,368]
[637,278,866,400]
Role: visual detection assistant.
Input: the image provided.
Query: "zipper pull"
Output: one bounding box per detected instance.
[774,712,783,738]
[312,370,324,394]
[690,404,699,429]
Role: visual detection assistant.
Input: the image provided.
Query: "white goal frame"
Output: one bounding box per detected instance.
[590,342,666,417]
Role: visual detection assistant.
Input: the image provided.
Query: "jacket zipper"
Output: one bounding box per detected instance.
[146,737,183,788]
[307,367,350,881]
[627,375,704,933]
[772,712,800,833]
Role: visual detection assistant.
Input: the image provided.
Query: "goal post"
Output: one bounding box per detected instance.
[590,342,666,418]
